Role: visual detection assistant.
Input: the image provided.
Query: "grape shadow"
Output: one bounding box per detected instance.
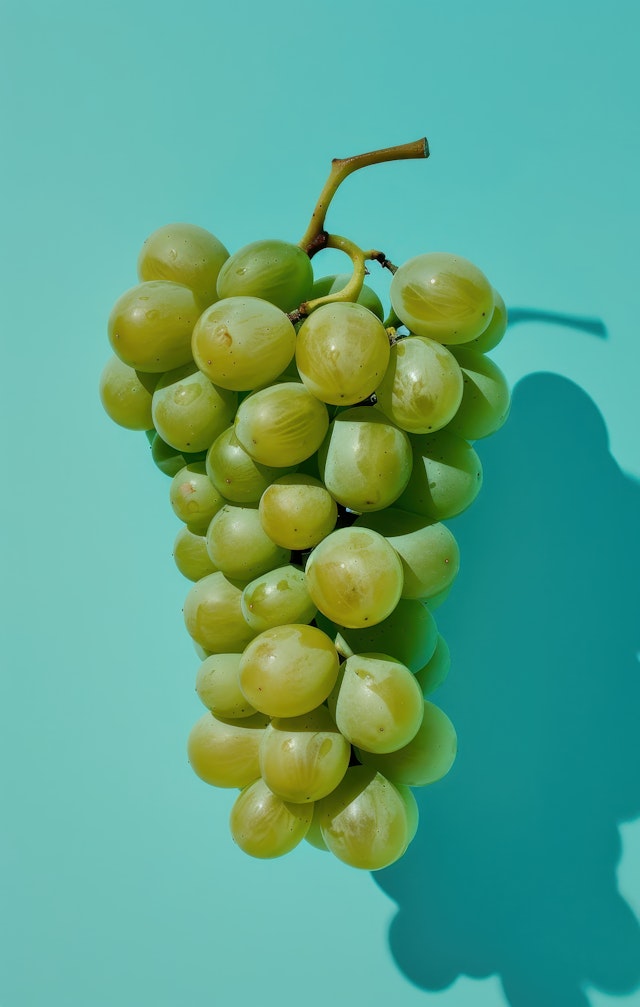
[375,370,640,1007]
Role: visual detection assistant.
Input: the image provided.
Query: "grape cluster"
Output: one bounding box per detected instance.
[100,163,509,870]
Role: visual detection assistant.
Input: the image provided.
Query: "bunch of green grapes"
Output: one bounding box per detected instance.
[99,139,510,870]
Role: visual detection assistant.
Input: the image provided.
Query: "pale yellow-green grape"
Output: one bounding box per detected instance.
[137,222,229,308]
[318,407,412,512]
[239,624,340,718]
[235,382,329,467]
[356,700,457,786]
[468,289,507,352]
[183,571,256,653]
[152,365,237,453]
[195,653,256,719]
[305,527,404,628]
[305,805,330,851]
[448,348,511,440]
[99,355,156,430]
[187,711,269,788]
[150,432,207,477]
[169,462,226,534]
[206,426,285,504]
[173,526,219,581]
[241,565,316,633]
[108,280,202,372]
[390,252,494,345]
[230,778,313,859]
[355,508,460,601]
[193,642,212,661]
[394,429,483,521]
[375,336,463,433]
[206,505,290,582]
[396,784,420,851]
[424,585,452,611]
[310,274,385,321]
[332,653,424,754]
[295,302,390,406]
[317,766,414,870]
[259,706,351,803]
[192,296,296,391]
[216,239,314,313]
[316,597,438,673]
[414,634,451,694]
[258,474,337,550]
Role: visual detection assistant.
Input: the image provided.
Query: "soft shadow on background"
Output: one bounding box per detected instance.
[376,361,640,1006]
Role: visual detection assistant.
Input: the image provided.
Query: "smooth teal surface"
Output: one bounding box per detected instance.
[1,2,638,1007]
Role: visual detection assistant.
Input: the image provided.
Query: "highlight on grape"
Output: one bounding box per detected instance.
[100,138,509,870]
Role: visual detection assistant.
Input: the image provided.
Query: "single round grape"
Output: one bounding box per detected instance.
[296,302,390,405]
[305,806,330,851]
[187,710,269,788]
[318,407,412,513]
[241,565,316,632]
[169,462,226,534]
[192,296,296,391]
[356,700,457,786]
[332,653,424,754]
[183,571,256,653]
[230,778,313,859]
[173,526,218,581]
[99,355,155,430]
[235,382,329,467]
[195,653,256,719]
[149,432,206,477]
[216,239,314,313]
[108,280,202,372]
[394,429,483,521]
[206,504,290,582]
[152,364,237,453]
[259,706,351,803]
[311,273,385,321]
[414,634,451,694]
[390,252,494,344]
[375,335,463,433]
[137,222,230,307]
[206,426,285,504]
[468,289,508,352]
[258,474,337,550]
[316,597,438,673]
[448,348,511,439]
[239,624,340,718]
[305,527,404,629]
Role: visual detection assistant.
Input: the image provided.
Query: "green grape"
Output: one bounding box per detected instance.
[356,700,457,786]
[318,407,412,512]
[108,280,202,372]
[355,508,460,600]
[152,364,237,453]
[206,504,290,581]
[230,778,313,859]
[374,335,463,433]
[234,382,329,467]
[394,429,483,521]
[316,597,438,673]
[183,571,256,653]
[424,584,452,611]
[192,296,296,391]
[317,766,414,870]
[239,624,340,718]
[149,432,206,477]
[305,805,330,851]
[468,289,507,352]
[187,710,269,788]
[216,239,314,313]
[448,348,511,439]
[295,302,390,405]
[258,474,337,550]
[332,653,424,754]
[206,426,285,504]
[390,252,494,345]
[414,634,451,694]
[173,526,219,581]
[311,274,385,321]
[99,355,155,430]
[305,526,404,629]
[259,706,351,803]
[169,462,226,534]
[195,653,257,719]
[396,783,420,850]
[241,565,316,633]
[137,223,230,307]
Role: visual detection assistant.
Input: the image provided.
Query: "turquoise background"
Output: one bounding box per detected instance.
[1,2,639,1006]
